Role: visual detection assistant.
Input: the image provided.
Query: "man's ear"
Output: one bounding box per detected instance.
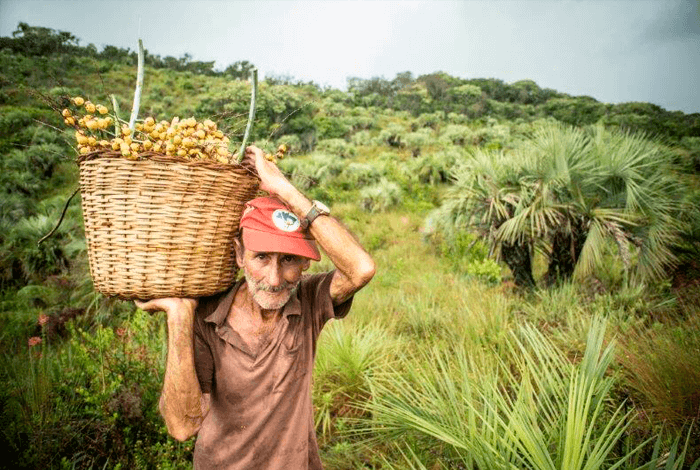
[302,258,311,271]
[234,237,244,268]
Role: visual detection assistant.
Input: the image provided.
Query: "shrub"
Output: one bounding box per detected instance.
[335,162,383,189]
[316,138,356,158]
[403,128,434,156]
[439,124,475,146]
[350,130,373,146]
[359,179,403,212]
[376,123,407,148]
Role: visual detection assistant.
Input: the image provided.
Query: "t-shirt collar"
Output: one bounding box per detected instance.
[204,278,302,326]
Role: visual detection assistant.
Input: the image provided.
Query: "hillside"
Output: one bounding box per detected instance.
[1,23,699,469]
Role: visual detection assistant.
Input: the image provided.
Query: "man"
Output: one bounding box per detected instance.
[136,146,376,469]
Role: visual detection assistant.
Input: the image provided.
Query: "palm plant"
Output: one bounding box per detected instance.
[429,147,536,287]
[431,122,685,287]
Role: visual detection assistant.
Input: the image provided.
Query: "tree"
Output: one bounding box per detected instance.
[224,60,255,80]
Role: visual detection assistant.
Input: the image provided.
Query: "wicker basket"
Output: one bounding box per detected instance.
[78,151,259,300]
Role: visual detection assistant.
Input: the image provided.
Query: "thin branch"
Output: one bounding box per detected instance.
[38,187,80,245]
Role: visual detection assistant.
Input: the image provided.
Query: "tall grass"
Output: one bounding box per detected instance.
[358,318,699,469]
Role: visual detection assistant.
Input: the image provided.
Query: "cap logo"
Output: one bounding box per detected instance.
[272,209,300,232]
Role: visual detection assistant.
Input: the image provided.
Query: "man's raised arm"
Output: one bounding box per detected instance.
[135,298,210,441]
[246,146,376,304]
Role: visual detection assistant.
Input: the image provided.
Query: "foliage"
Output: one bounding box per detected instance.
[432,121,687,287]
[361,318,700,470]
[359,179,403,213]
[1,22,699,469]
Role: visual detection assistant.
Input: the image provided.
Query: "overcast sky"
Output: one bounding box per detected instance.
[1,0,698,113]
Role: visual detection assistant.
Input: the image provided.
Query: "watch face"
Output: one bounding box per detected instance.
[314,200,330,214]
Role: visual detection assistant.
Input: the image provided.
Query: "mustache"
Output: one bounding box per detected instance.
[244,269,299,293]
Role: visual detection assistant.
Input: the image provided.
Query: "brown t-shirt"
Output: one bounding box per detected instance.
[193,271,352,469]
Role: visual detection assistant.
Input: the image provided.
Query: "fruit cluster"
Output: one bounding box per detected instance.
[62,96,287,164]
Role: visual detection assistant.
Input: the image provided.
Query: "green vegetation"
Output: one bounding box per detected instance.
[1,23,699,469]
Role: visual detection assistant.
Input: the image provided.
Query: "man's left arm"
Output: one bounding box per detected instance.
[246,146,376,305]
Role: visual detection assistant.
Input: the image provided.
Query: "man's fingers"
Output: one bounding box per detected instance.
[134,299,163,312]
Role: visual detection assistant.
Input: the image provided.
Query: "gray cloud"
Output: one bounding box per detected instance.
[643,0,700,42]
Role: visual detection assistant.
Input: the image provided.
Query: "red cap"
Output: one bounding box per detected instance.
[238,197,320,261]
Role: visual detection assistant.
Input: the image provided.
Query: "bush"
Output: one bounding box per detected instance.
[439,124,474,146]
[335,162,384,189]
[403,128,434,156]
[359,178,403,212]
[316,138,356,158]
[350,130,373,147]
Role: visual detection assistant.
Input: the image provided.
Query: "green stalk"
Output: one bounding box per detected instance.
[111,94,121,135]
[128,39,145,131]
[236,68,258,163]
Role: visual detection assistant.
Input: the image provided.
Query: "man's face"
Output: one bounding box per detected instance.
[237,247,310,310]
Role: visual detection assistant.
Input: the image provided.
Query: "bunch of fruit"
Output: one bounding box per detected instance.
[62,96,287,164]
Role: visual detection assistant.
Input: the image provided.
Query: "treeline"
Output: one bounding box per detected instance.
[346,72,700,145]
[2,22,699,150]
[0,22,256,79]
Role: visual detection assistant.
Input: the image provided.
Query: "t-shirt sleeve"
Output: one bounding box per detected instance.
[303,270,354,332]
[193,307,214,394]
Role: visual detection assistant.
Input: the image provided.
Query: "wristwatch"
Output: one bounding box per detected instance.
[301,200,330,229]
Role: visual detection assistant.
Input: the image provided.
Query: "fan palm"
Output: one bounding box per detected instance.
[434,121,685,287]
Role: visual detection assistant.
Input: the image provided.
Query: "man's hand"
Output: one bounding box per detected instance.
[135,298,198,319]
[245,146,294,198]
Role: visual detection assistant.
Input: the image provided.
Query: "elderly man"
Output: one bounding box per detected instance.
[136,146,376,469]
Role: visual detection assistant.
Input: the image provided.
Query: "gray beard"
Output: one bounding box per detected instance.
[243,267,300,310]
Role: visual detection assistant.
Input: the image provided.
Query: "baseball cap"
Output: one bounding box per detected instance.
[238,197,321,261]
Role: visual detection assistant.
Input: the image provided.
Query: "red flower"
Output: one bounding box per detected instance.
[28,336,42,348]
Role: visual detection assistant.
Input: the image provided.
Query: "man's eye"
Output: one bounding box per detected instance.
[282,255,297,263]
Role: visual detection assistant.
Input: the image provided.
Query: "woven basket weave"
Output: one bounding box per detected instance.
[78,151,259,300]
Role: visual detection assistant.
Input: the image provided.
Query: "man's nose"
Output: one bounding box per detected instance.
[266,261,282,287]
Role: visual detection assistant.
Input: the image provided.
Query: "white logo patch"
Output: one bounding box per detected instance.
[272,209,300,232]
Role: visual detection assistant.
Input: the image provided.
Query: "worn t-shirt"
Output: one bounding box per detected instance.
[192,271,352,469]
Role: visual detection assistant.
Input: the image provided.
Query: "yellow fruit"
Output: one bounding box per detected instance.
[195,129,206,139]
[75,131,87,144]
[121,126,131,136]
[153,143,162,152]
[79,146,90,155]
[85,102,96,114]
[143,140,153,150]
[72,96,85,106]
[172,135,182,145]
[144,117,155,126]
[100,140,110,147]
[177,149,187,157]
[97,105,109,115]
[64,117,75,126]
[62,108,72,117]
[87,137,97,146]
[130,143,140,152]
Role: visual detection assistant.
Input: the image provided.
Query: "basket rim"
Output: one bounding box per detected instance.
[78,150,260,178]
